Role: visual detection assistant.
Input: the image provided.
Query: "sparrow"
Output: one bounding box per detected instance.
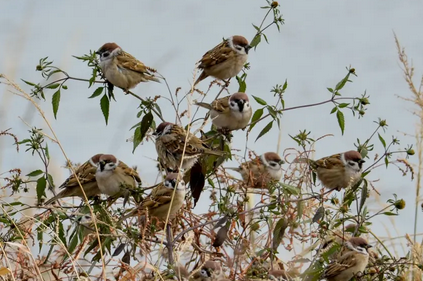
[323,238,370,281]
[195,92,252,132]
[192,261,229,281]
[153,122,224,171]
[44,154,103,205]
[195,35,251,86]
[137,173,186,220]
[302,150,365,191]
[95,154,142,197]
[96,42,159,92]
[226,152,284,189]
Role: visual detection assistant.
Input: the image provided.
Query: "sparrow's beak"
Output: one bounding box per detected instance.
[236,100,245,112]
[365,244,373,249]
[245,45,252,54]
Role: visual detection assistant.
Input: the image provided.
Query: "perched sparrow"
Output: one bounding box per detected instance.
[323,239,370,281]
[227,152,284,189]
[137,173,186,220]
[195,35,251,86]
[96,42,159,92]
[303,150,365,191]
[192,261,229,281]
[154,122,224,171]
[195,92,252,132]
[44,154,103,205]
[95,154,141,197]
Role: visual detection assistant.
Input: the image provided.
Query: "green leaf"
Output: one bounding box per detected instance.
[133,112,153,153]
[359,181,368,213]
[58,220,66,247]
[382,212,398,216]
[236,75,247,93]
[52,89,61,119]
[338,103,349,108]
[46,83,60,89]
[335,73,350,91]
[21,79,36,86]
[312,206,325,223]
[267,106,277,120]
[327,87,334,93]
[88,87,104,99]
[330,106,337,114]
[132,127,141,153]
[250,34,261,49]
[385,156,389,168]
[36,177,47,203]
[272,218,288,251]
[336,110,345,135]
[252,24,260,31]
[26,169,44,177]
[100,94,110,125]
[255,121,273,142]
[378,133,386,148]
[68,232,79,254]
[249,108,264,132]
[282,183,301,195]
[253,95,267,105]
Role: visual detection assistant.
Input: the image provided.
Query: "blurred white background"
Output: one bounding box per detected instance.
[1,0,422,258]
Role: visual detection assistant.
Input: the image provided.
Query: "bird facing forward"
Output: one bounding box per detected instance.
[96,42,159,92]
[195,92,252,132]
[95,154,141,197]
[138,173,186,221]
[227,152,284,189]
[195,35,251,86]
[323,238,370,281]
[154,122,224,171]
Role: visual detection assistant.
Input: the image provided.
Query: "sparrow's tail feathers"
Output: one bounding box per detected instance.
[194,101,213,110]
[294,158,317,169]
[194,71,208,86]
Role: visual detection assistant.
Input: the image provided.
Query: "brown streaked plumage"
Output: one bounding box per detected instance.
[195,92,252,131]
[97,42,159,91]
[95,154,141,197]
[44,154,103,205]
[154,122,224,171]
[195,35,251,85]
[302,150,364,191]
[137,173,186,220]
[323,239,370,281]
[227,152,283,189]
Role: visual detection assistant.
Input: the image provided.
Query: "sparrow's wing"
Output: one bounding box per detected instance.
[60,161,97,189]
[198,40,235,69]
[117,51,156,75]
[211,96,231,113]
[324,251,357,277]
[118,161,142,184]
[140,185,173,210]
[314,153,343,169]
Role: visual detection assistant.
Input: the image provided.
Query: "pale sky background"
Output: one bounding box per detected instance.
[1,0,423,264]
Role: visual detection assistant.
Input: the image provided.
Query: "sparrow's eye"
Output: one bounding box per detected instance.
[102,52,110,58]
[235,46,243,51]
[269,162,277,167]
[348,161,356,166]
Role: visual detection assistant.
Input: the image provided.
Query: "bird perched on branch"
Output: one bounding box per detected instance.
[137,173,186,221]
[44,154,103,205]
[95,154,141,198]
[96,42,160,92]
[195,92,252,132]
[195,35,251,86]
[323,237,371,281]
[154,122,224,172]
[297,150,365,191]
[226,152,284,189]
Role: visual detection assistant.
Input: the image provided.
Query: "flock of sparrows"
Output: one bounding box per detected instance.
[44,35,370,280]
